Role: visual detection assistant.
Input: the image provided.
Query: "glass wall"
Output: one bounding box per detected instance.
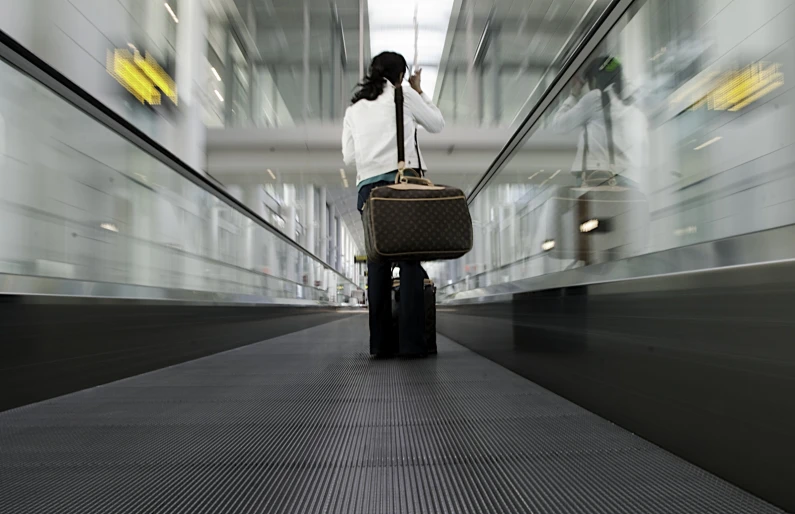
[0,58,360,303]
[439,0,795,297]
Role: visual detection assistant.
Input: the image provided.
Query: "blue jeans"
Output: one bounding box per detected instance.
[358,181,426,356]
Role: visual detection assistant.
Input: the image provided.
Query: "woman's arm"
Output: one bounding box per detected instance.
[548,89,601,133]
[342,110,356,166]
[405,69,445,133]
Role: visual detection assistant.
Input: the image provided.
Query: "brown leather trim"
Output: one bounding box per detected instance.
[370,196,467,202]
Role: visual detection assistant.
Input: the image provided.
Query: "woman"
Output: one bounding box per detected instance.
[342,51,445,358]
[549,56,651,262]
[549,56,649,193]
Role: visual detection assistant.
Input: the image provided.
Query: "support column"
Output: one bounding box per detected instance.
[466,1,477,124]
[223,25,236,125]
[282,185,298,282]
[491,23,502,125]
[176,0,208,171]
[244,186,266,271]
[304,184,316,287]
[303,0,311,120]
[319,187,328,263]
[335,214,342,273]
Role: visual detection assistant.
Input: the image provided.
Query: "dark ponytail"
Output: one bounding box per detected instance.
[584,55,631,105]
[351,51,409,104]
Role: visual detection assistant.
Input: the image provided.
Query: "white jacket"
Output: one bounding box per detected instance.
[549,87,649,190]
[342,83,445,185]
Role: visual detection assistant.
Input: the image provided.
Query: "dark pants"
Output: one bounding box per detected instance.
[358,181,425,356]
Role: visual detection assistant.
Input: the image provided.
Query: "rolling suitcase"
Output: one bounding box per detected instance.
[391,273,437,355]
[363,87,473,263]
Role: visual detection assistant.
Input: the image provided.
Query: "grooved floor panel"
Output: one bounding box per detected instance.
[0,315,784,513]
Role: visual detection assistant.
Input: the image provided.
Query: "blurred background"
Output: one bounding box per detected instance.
[3,1,795,510]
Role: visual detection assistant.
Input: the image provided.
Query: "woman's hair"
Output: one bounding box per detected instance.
[583,56,629,102]
[351,52,409,104]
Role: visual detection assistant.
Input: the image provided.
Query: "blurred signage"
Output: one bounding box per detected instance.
[354,255,367,263]
[106,49,178,106]
[686,62,783,112]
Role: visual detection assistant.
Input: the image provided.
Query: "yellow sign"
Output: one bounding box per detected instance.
[686,62,783,112]
[354,255,367,263]
[107,49,178,106]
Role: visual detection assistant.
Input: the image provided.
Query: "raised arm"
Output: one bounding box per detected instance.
[404,70,445,134]
[548,89,601,133]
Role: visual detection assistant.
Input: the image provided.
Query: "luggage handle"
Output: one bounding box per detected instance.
[396,169,433,186]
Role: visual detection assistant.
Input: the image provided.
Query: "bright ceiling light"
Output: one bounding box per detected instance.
[101,222,119,233]
[542,240,555,251]
[214,89,224,102]
[368,0,455,98]
[267,169,276,180]
[580,219,600,233]
[211,67,221,82]
[694,136,722,150]
[340,168,347,179]
[164,2,179,23]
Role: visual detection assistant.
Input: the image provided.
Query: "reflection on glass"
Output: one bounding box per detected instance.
[438,0,795,299]
[0,59,358,304]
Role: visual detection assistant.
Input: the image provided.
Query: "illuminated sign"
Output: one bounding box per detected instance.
[353,255,367,263]
[684,62,783,112]
[106,49,178,106]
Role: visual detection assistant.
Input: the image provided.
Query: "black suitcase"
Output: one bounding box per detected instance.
[391,276,437,355]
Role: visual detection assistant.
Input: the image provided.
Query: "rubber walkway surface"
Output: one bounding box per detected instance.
[0,315,784,513]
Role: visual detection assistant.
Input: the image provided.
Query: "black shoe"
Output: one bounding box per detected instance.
[370,352,394,360]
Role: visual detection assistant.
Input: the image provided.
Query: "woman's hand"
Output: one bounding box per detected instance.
[409,69,423,95]
[571,76,584,98]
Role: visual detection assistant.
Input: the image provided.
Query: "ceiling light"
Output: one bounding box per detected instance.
[694,136,722,150]
[580,219,599,233]
[214,89,224,102]
[541,240,555,251]
[164,2,179,23]
[339,168,346,179]
[267,169,276,180]
[211,67,221,82]
[101,222,119,233]
[674,226,698,236]
[528,171,540,181]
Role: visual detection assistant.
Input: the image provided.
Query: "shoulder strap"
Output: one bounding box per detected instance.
[394,87,406,169]
[581,122,589,174]
[601,90,615,166]
[414,131,423,176]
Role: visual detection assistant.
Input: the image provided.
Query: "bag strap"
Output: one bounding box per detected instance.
[601,90,615,166]
[395,86,406,170]
[414,131,423,177]
[581,121,589,175]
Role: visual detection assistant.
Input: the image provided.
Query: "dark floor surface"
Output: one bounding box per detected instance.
[0,315,784,513]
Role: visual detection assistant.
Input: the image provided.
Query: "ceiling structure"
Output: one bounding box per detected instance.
[212,0,611,253]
